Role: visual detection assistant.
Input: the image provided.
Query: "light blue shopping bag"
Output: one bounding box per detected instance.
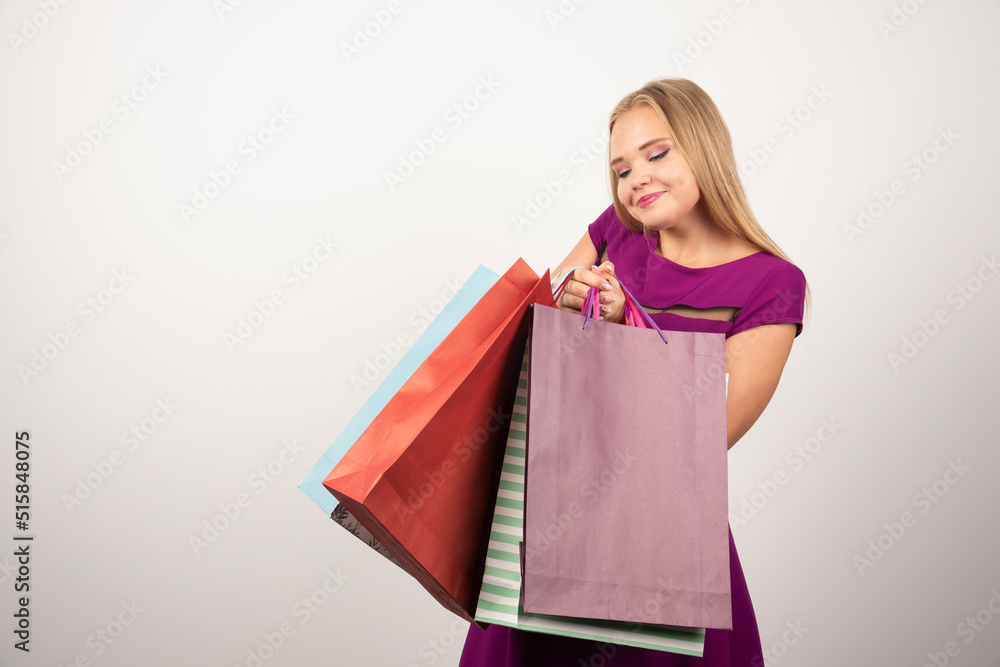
[298,265,500,514]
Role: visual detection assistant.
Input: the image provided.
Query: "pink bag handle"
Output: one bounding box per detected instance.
[582,282,668,345]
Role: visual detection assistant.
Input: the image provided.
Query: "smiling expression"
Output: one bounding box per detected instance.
[610,104,707,233]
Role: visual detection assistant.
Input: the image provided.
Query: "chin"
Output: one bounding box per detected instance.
[627,207,651,225]
[631,211,666,230]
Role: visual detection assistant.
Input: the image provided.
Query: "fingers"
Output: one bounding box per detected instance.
[559,291,586,312]
[592,263,625,322]
[557,276,590,312]
[556,268,598,311]
[572,266,605,289]
[593,261,615,278]
[557,263,624,321]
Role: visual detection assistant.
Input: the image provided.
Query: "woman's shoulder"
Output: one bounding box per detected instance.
[588,204,627,238]
[731,251,805,282]
[588,204,658,256]
[727,252,807,336]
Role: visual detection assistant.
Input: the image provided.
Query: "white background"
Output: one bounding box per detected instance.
[1,1,999,665]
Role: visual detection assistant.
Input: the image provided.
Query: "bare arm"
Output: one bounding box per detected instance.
[724,323,797,449]
[555,231,798,447]
[551,232,598,310]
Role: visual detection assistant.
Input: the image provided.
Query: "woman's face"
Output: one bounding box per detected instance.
[610,104,705,233]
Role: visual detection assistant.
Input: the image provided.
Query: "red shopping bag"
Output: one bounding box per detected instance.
[324,259,554,622]
[522,293,732,630]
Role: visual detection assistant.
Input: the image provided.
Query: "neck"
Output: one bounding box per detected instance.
[655,206,757,267]
[655,206,726,265]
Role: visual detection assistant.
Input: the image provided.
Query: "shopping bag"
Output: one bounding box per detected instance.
[473,347,707,656]
[522,297,732,630]
[298,264,501,515]
[323,259,554,622]
[329,502,399,566]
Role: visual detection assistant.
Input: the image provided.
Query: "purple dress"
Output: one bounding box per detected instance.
[460,206,807,667]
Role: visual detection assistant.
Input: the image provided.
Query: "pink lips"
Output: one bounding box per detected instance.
[637,192,663,209]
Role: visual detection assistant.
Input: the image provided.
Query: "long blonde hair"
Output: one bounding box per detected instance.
[608,78,806,302]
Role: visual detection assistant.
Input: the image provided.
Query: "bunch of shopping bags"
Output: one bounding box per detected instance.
[298,260,730,657]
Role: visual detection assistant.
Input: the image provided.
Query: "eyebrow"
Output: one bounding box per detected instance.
[610,137,671,166]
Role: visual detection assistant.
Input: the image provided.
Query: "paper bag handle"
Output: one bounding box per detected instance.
[551,265,668,344]
[582,282,668,345]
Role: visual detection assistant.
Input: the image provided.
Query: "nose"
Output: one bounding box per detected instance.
[631,168,652,189]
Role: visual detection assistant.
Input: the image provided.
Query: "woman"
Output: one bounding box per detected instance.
[461,78,807,666]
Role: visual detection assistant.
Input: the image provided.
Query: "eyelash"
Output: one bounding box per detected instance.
[616,149,669,179]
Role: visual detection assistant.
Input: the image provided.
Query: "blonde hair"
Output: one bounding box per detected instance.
[608,78,808,310]
[608,78,811,310]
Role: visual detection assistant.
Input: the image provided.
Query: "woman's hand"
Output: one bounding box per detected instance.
[557,261,626,323]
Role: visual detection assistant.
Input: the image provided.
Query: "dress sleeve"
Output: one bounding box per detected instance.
[729,261,807,338]
[587,205,618,255]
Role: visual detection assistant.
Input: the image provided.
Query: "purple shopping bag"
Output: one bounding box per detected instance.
[521,301,732,630]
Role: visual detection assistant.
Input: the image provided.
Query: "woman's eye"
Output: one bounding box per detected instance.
[650,149,669,161]
[617,169,631,178]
